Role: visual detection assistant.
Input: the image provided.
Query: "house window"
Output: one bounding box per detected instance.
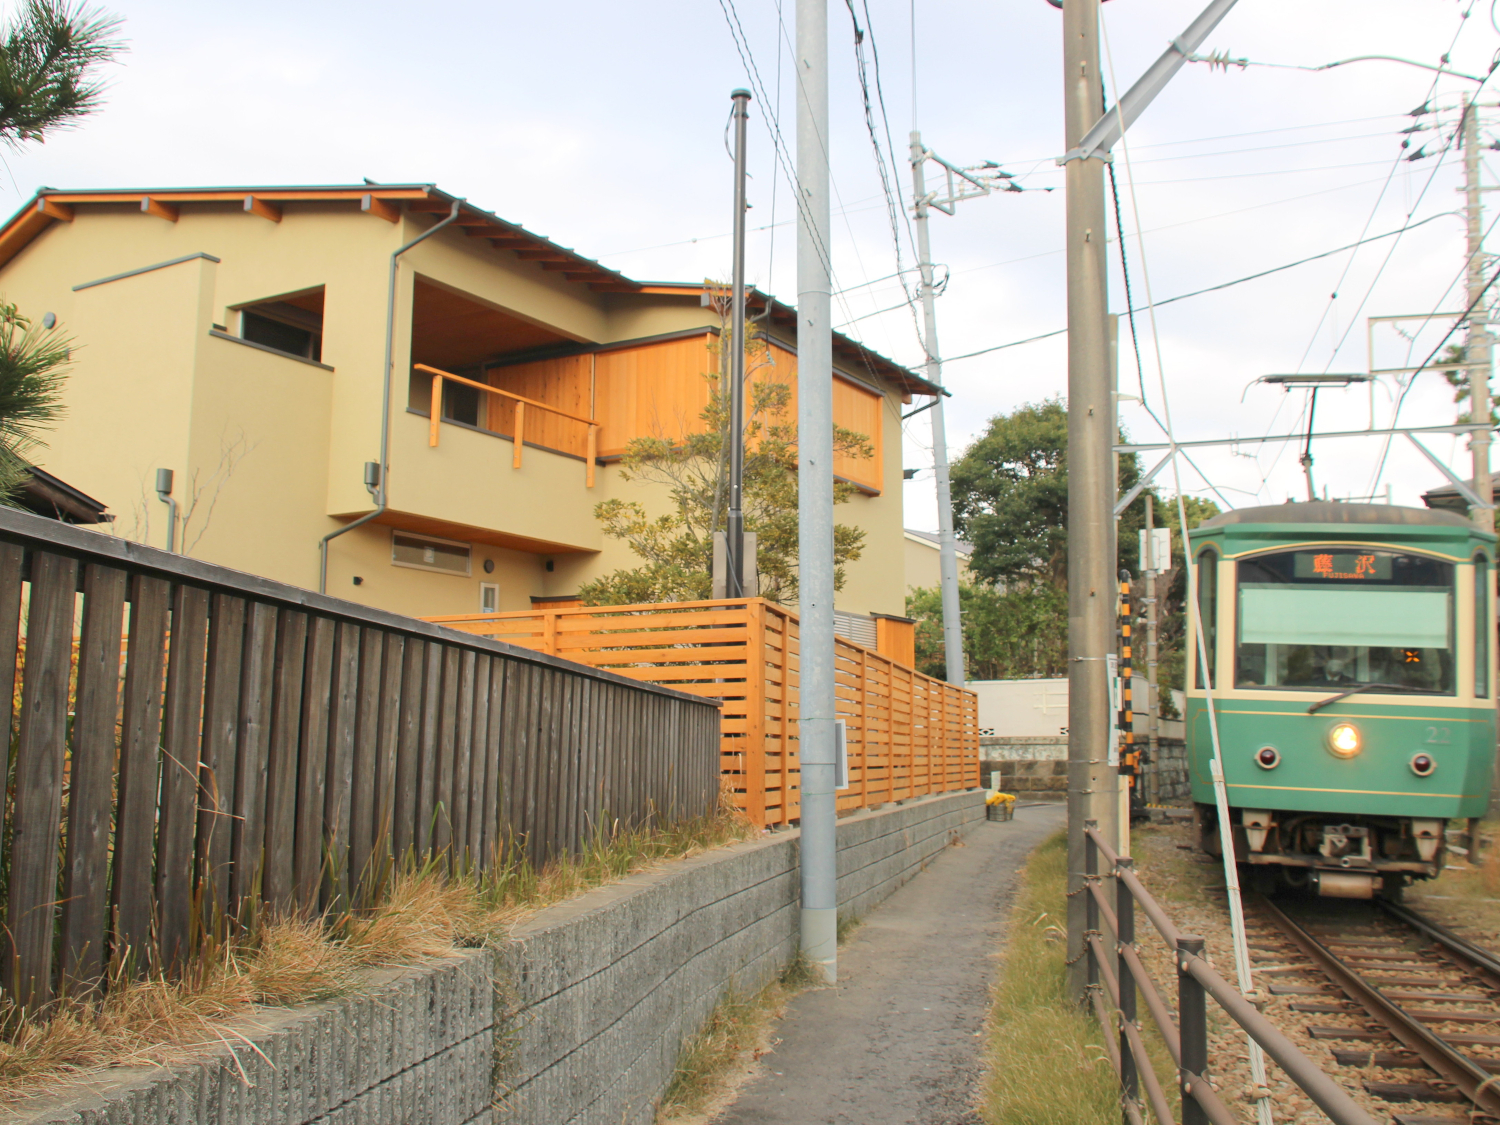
[392,530,471,576]
[480,582,500,613]
[236,287,324,361]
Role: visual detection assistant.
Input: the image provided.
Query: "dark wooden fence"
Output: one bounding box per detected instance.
[0,506,721,1009]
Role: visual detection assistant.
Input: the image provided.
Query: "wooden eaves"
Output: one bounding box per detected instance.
[0,185,643,292]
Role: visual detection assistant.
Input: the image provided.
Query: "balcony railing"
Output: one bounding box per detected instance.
[426,597,980,827]
[416,362,599,486]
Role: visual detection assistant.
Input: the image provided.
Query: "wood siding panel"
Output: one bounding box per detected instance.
[486,353,592,456]
[592,335,716,456]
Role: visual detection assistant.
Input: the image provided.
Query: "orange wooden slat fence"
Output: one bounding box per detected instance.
[427,597,980,826]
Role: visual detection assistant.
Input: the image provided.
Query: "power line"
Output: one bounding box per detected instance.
[942,213,1453,364]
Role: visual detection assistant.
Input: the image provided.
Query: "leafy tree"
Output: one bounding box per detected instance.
[949,397,1151,588]
[578,318,872,606]
[0,301,72,503]
[909,580,1067,681]
[915,397,1218,699]
[1442,343,1500,426]
[0,1,123,146]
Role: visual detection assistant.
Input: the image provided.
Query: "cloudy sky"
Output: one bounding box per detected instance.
[10,0,1497,528]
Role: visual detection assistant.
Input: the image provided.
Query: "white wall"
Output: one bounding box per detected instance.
[969,676,1185,739]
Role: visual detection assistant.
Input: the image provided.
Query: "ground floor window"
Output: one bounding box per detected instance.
[391,530,471,576]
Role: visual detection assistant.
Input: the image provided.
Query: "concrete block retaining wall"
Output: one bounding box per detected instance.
[21,791,984,1125]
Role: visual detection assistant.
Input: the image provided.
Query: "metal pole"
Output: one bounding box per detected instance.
[1299,387,1319,503]
[1464,94,1494,532]
[1177,935,1209,1125]
[909,131,966,686]
[1117,856,1139,1123]
[727,89,752,595]
[1144,495,1160,810]
[796,0,838,984]
[1064,0,1120,997]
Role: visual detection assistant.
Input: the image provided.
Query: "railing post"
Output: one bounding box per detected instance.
[586,424,598,487]
[1177,935,1209,1125]
[513,401,525,469]
[1084,819,1099,991]
[429,374,442,447]
[1116,856,1138,1122]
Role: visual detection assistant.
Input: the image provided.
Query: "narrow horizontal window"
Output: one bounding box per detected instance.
[392,530,471,576]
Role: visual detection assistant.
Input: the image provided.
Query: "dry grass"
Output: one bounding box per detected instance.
[656,955,814,1123]
[0,804,758,1104]
[981,830,1121,1125]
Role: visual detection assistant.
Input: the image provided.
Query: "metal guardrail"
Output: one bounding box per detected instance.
[1084,823,1379,1125]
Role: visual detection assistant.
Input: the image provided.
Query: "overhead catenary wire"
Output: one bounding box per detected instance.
[941,212,1453,364]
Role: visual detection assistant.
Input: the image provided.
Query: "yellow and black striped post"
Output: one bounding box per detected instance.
[1118,574,1141,809]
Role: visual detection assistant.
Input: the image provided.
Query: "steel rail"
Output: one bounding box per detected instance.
[1254,893,1500,1118]
[1379,899,1500,987]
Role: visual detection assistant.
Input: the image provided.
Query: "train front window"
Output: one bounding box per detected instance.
[1235,549,1454,693]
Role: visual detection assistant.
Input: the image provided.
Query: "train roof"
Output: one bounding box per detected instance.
[1199,502,1471,529]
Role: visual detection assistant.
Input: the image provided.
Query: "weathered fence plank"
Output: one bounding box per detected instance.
[157,584,210,970]
[232,603,278,914]
[6,552,78,1007]
[294,616,336,912]
[198,594,246,930]
[60,563,127,992]
[114,574,170,973]
[321,620,360,909]
[262,610,308,913]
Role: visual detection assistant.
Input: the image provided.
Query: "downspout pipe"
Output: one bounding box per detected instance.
[319,197,464,593]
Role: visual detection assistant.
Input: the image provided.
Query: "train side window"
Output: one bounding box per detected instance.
[1477,554,1491,698]
[1196,548,1218,688]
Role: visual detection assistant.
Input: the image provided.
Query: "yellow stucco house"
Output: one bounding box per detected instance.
[0,183,937,622]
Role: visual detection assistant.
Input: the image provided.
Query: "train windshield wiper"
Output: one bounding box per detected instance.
[1307,682,1418,715]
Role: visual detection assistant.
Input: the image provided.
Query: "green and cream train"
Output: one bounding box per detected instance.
[1185,501,1496,898]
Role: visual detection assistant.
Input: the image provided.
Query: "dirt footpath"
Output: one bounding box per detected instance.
[713,802,1067,1125]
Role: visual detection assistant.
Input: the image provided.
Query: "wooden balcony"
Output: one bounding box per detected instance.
[427,597,980,827]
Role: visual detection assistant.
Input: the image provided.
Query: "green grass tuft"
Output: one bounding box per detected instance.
[982,830,1120,1125]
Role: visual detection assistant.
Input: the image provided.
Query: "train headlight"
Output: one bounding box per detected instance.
[1410,752,1436,777]
[1255,746,1280,769]
[1327,722,1362,758]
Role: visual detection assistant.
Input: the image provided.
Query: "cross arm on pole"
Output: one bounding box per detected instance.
[1060,0,1242,165]
[1114,449,1175,517]
[1406,432,1495,510]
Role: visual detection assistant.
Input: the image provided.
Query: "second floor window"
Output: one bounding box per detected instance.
[236,287,324,361]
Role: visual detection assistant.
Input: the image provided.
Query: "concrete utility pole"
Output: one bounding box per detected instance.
[796,0,839,984]
[727,88,752,594]
[908,134,1015,685]
[1062,0,1119,997]
[1464,93,1494,532]
[909,136,962,684]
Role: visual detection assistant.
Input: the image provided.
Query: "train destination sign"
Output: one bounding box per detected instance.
[1291,551,1393,581]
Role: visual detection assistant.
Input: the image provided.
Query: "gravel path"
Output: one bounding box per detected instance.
[711,802,1066,1125]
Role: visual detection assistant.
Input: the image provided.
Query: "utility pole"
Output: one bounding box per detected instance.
[1464,93,1494,532]
[1063,0,1119,996]
[727,88,752,594]
[796,0,838,984]
[908,135,1015,685]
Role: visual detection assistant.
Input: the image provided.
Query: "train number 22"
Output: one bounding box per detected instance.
[1425,726,1451,745]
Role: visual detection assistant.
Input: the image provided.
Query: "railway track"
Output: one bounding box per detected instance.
[1249,894,1500,1124]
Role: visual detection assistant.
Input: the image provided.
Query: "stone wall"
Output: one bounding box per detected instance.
[21,792,986,1125]
[982,735,1191,806]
